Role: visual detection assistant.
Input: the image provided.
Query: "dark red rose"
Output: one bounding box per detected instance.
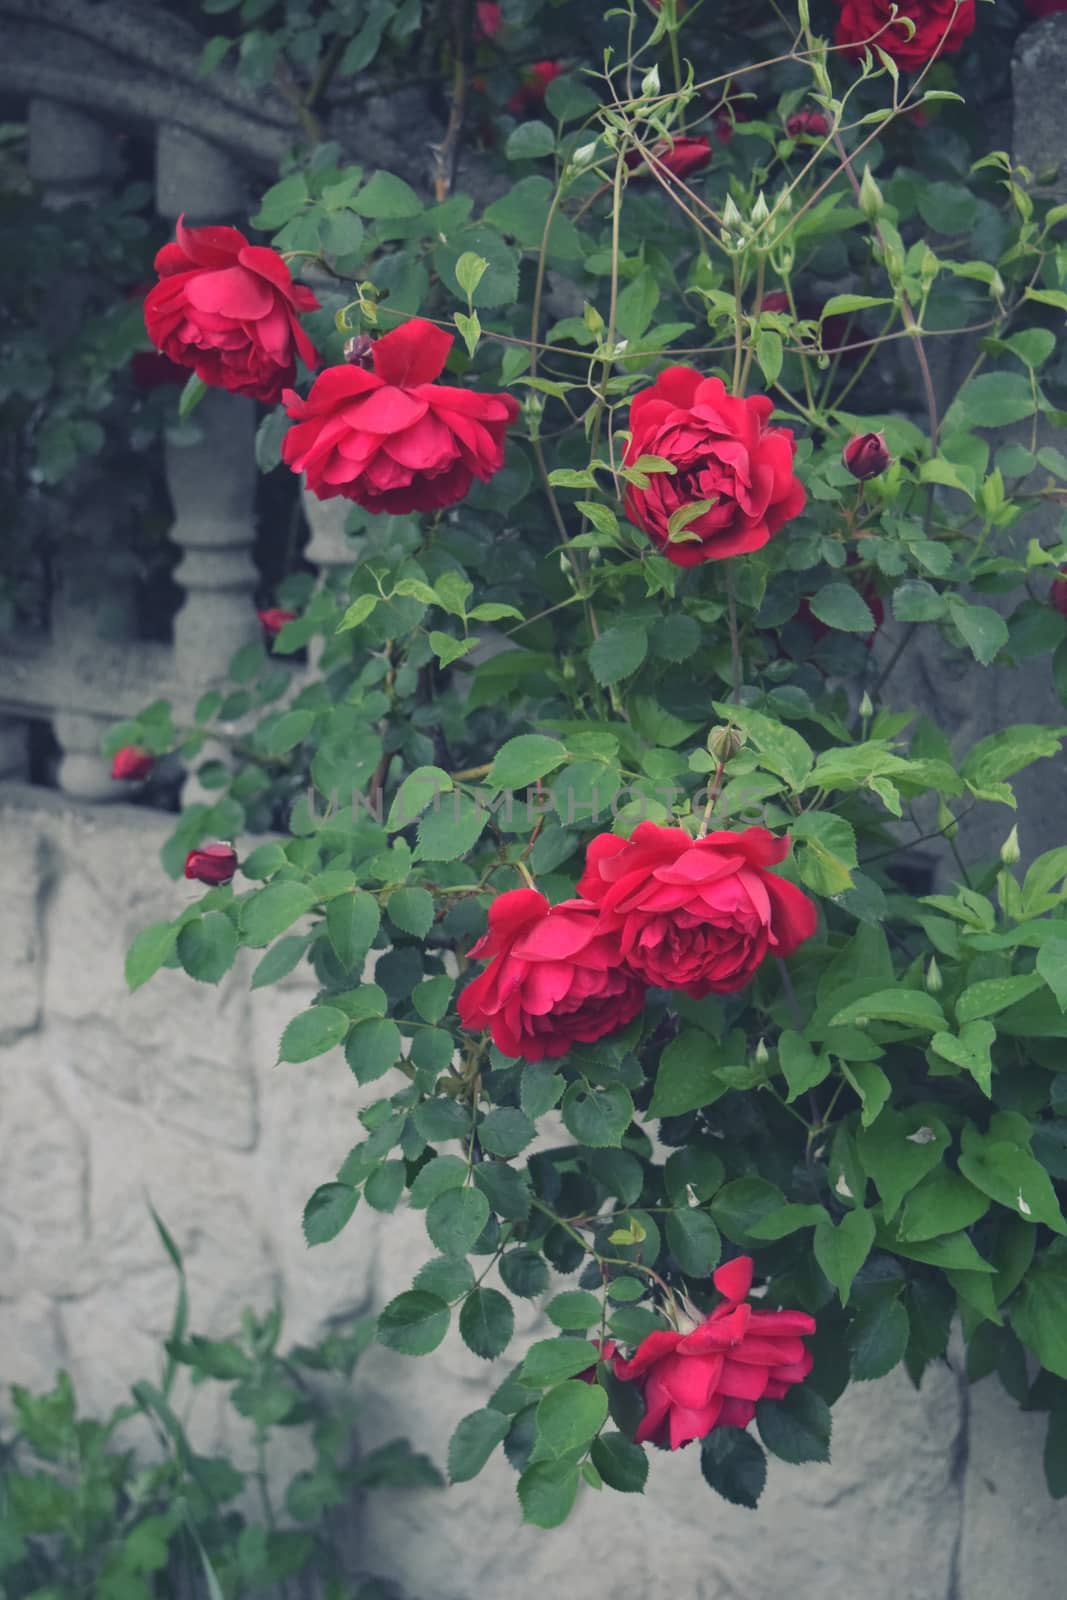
[786,108,830,138]
[622,368,806,566]
[843,431,891,480]
[144,216,320,403]
[625,136,712,182]
[282,318,519,515]
[793,552,885,651]
[457,888,647,1062]
[613,1256,816,1449]
[507,59,564,114]
[1051,566,1067,619]
[576,823,817,998]
[125,284,186,389]
[761,291,790,316]
[1027,0,1067,14]
[475,1,502,38]
[710,82,750,144]
[257,607,297,637]
[111,746,154,781]
[834,0,975,68]
[184,843,239,885]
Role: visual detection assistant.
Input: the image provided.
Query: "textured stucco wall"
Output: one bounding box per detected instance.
[0,781,1063,1598]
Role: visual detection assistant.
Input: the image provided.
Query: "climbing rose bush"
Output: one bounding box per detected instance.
[125,0,1067,1530]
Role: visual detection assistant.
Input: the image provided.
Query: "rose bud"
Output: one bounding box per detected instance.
[1050,565,1067,619]
[760,291,790,315]
[111,745,154,781]
[624,136,712,183]
[184,842,239,886]
[843,432,891,481]
[786,109,829,139]
[475,0,502,38]
[343,333,374,367]
[257,607,297,637]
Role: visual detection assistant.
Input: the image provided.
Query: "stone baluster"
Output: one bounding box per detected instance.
[156,126,260,803]
[302,488,356,673]
[28,98,137,800]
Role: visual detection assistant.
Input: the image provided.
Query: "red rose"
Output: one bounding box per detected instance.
[1027,0,1067,14]
[785,109,830,138]
[622,369,806,566]
[761,291,790,315]
[792,552,885,652]
[1051,566,1067,619]
[282,319,519,515]
[843,431,891,480]
[834,0,975,68]
[111,746,154,781]
[457,888,647,1061]
[576,822,817,998]
[613,1256,816,1449]
[144,216,321,403]
[475,1,502,38]
[625,136,712,182]
[257,607,297,637]
[507,59,564,114]
[184,843,239,885]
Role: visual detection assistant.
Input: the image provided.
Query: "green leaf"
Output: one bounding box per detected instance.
[364,1161,405,1213]
[756,1386,831,1465]
[945,372,1036,430]
[1037,938,1067,1013]
[473,1161,531,1221]
[377,1291,450,1356]
[125,920,179,992]
[344,1018,402,1083]
[388,886,435,938]
[339,593,379,632]
[265,709,316,756]
[711,1178,786,1246]
[710,702,813,791]
[459,1288,514,1359]
[521,1061,565,1120]
[700,1429,767,1508]
[178,372,208,419]
[536,1381,608,1456]
[778,1031,832,1101]
[413,975,454,1023]
[930,1021,996,1095]
[387,765,453,830]
[892,579,945,622]
[959,1128,1067,1233]
[352,170,422,219]
[856,1108,949,1219]
[176,912,237,985]
[814,1207,875,1302]
[649,1030,722,1118]
[791,813,858,896]
[517,1459,578,1529]
[546,1291,603,1331]
[426,1186,490,1256]
[665,1209,722,1277]
[808,583,877,634]
[1011,1257,1067,1378]
[302,1183,358,1246]
[756,329,783,386]
[898,1167,988,1242]
[956,974,1043,1023]
[841,1059,891,1127]
[410,1154,468,1208]
[507,122,556,161]
[448,1407,510,1483]
[455,251,489,301]
[327,891,380,969]
[947,596,1009,666]
[848,1294,909,1381]
[591,1432,648,1493]
[479,1107,536,1157]
[561,1081,633,1148]
[500,1247,550,1298]
[279,1005,349,1063]
[416,792,488,862]
[829,989,946,1031]
[251,933,310,989]
[488,735,569,790]
[522,1339,607,1388]
[588,624,648,686]
[240,883,318,948]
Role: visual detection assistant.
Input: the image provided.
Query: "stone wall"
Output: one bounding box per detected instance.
[1,780,1063,1600]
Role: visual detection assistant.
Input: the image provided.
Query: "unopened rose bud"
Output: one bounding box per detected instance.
[343,333,374,367]
[925,956,943,994]
[754,1037,769,1066]
[937,799,957,842]
[859,690,873,719]
[184,842,239,886]
[843,432,891,481]
[859,165,884,221]
[1051,565,1067,620]
[785,109,829,139]
[707,724,744,763]
[1000,825,1021,866]
[111,745,154,781]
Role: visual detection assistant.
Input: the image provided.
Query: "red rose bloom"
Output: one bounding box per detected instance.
[622,369,806,566]
[1051,566,1067,619]
[111,746,154,781]
[282,319,518,515]
[576,823,817,998]
[834,0,975,69]
[257,607,297,637]
[786,109,830,138]
[625,136,712,182]
[184,843,239,886]
[475,1,502,38]
[613,1256,816,1449]
[843,431,891,480]
[457,889,647,1062]
[144,217,320,403]
[507,59,564,113]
